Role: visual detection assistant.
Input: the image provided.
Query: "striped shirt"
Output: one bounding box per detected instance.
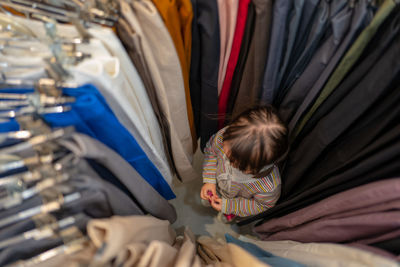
[202,127,281,217]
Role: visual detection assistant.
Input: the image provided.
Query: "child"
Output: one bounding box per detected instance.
[200,106,288,223]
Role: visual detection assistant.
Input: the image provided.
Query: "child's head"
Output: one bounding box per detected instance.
[222,106,288,175]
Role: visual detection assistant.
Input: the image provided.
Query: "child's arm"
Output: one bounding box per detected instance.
[221,190,281,217]
[202,134,218,184]
[200,134,219,200]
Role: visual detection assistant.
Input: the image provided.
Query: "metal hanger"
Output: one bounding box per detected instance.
[0,171,70,209]
[8,235,89,267]
[0,143,72,175]
[0,190,81,228]
[0,92,75,108]
[0,105,72,119]
[0,13,36,37]
[0,126,74,155]
[0,130,32,143]
[0,0,118,27]
[0,76,78,90]
[0,163,60,189]
[0,213,83,249]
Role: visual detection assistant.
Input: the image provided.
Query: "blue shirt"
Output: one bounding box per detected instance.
[0,85,175,200]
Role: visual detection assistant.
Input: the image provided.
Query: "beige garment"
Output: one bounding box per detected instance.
[131,0,192,152]
[119,228,201,267]
[217,0,239,95]
[120,0,198,181]
[197,243,219,265]
[239,236,399,267]
[87,216,176,264]
[137,241,178,267]
[173,230,199,267]
[115,243,148,267]
[197,236,271,267]
[151,0,197,151]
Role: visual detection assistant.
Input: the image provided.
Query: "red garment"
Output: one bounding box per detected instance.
[218,0,251,128]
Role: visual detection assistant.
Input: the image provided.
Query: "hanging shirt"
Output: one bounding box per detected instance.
[218,0,251,129]
[0,85,176,200]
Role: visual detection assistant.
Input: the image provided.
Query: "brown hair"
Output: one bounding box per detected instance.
[222,106,288,174]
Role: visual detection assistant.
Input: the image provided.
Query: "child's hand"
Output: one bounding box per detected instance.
[200,183,217,200]
[211,196,222,211]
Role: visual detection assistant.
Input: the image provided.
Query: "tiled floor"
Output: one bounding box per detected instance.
[169,147,256,239]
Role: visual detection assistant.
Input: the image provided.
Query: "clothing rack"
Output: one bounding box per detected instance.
[0,0,399,265]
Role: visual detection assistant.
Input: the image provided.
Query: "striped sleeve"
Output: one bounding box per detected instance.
[202,134,218,184]
[221,189,281,216]
[222,168,282,216]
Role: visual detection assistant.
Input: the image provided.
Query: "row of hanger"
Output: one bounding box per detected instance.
[0,118,90,266]
[0,0,118,26]
[0,2,117,265]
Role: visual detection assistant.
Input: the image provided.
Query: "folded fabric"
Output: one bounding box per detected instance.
[349,243,399,260]
[24,219,199,267]
[114,243,147,267]
[87,215,176,264]
[225,234,304,267]
[197,236,272,267]
[238,236,399,267]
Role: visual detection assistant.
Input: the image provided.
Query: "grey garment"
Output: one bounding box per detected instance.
[75,160,144,216]
[287,0,373,131]
[279,2,355,122]
[0,173,132,226]
[281,29,400,198]
[233,0,273,117]
[0,214,90,266]
[276,0,305,92]
[260,0,292,104]
[0,213,90,243]
[58,133,177,223]
[0,219,35,241]
[116,18,175,176]
[0,159,142,221]
[284,0,321,70]
[0,234,62,266]
[276,0,346,106]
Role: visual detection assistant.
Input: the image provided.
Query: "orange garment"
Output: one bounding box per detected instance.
[152,0,197,150]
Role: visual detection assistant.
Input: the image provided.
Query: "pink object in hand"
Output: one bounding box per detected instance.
[224,214,236,221]
[207,190,214,197]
